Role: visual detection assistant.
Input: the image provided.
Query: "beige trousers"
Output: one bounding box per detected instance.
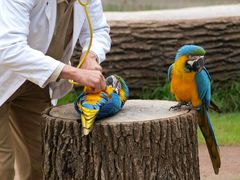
[0,81,51,180]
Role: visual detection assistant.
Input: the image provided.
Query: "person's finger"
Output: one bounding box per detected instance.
[95,65,102,72]
[100,77,107,90]
[87,87,100,94]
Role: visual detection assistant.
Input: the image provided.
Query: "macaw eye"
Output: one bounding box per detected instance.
[106,77,113,86]
[185,63,192,71]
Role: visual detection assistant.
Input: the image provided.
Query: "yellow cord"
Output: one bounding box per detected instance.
[69,0,93,85]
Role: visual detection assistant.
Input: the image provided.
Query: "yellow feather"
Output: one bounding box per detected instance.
[78,102,99,135]
[171,55,201,107]
[85,93,102,104]
[105,86,114,96]
[119,89,126,102]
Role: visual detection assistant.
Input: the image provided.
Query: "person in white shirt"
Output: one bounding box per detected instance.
[0,0,111,179]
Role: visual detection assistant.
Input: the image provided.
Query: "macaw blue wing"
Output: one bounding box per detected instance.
[168,64,173,83]
[97,93,122,119]
[196,67,221,174]
[195,67,211,108]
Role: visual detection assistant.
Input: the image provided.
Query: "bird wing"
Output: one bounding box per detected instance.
[196,67,221,174]
[167,64,173,83]
[97,93,122,119]
[195,67,211,108]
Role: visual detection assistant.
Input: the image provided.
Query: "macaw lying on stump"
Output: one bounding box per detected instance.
[74,75,129,136]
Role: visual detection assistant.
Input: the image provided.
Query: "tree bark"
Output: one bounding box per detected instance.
[72,6,240,97]
[42,100,200,180]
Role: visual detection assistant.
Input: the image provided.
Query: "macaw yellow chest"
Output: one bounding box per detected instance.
[170,61,201,107]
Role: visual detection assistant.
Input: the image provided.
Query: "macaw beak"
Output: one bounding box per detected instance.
[187,56,204,72]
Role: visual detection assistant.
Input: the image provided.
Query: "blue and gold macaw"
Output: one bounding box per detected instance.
[74,75,129,136]
[168,45,221,174]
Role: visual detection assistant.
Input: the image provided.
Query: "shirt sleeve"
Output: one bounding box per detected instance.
[43,62,65,86]
[79,0,111,64]
[0,0,64,87]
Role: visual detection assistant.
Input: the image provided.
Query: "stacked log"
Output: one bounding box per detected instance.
[72,5,240,97]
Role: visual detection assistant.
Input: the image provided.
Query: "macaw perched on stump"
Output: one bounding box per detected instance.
[74,75,129,136]
[168,44,221,174]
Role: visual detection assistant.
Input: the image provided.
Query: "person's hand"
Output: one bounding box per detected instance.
[79,52,106,93]
[80,52,102,71]
[59,65,106,91]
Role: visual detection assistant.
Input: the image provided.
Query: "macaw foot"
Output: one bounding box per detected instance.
[169,102,192,111]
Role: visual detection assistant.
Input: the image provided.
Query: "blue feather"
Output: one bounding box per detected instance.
[74,75,129,120]
[195,68,211,108]
[97,93,122,119]
[175,44,206,60]
[168,64,173,83]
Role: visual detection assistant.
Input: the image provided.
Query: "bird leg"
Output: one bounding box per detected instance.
[169,102,192,111]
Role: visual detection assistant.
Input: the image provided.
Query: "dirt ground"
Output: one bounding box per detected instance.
[199,145,240,180]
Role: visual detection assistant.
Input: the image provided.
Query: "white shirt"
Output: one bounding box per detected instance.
[0,0,111,106]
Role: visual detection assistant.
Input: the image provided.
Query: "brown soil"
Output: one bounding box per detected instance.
[199,145,240,180]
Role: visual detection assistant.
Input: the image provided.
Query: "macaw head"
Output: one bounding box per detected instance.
[175,45,206,73]
[106,74,129,106]
[106,75,122,94]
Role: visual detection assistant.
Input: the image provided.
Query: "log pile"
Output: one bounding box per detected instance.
[71,5,240,97]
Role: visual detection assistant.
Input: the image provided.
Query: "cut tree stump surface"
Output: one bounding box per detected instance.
[50,100,189,123]
[42,100,200,180]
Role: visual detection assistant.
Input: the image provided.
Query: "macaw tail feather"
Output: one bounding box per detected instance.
[198,105,221,174]
[83,128,91,136]
[79,103,99,136]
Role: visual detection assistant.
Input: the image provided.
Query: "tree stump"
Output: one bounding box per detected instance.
[42,100,200,180]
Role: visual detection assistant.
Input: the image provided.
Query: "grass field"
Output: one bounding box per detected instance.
[102,0,239,11]
[198,112,240,145]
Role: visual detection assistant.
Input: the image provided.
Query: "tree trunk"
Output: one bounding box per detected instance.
[42,100,200,180]
[71,5,240,97]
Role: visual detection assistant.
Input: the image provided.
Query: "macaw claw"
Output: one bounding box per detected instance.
[169,102,192,111]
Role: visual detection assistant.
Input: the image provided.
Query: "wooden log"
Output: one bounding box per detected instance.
[42,100,200,180]
[71,5,240,97]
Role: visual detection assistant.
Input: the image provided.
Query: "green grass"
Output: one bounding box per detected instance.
[211,81,240,113]
[57,90,82,106]
[198,112,240,145]
[141,80,175,100]
[103,0,240,11]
